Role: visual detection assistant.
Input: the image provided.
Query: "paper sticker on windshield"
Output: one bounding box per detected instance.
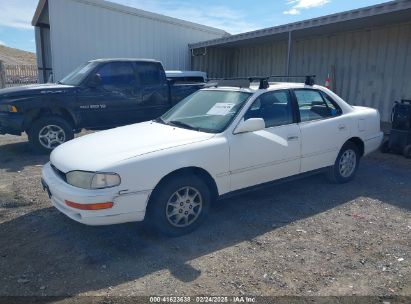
[206,103,236,116]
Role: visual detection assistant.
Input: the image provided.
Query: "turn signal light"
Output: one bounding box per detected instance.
[65,200,113,210]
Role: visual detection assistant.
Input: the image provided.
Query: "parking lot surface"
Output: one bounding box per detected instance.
[0,133,410,298]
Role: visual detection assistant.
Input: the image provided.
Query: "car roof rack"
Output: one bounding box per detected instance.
[206,75,316,89]
[269,75,316,86]
[206,77,268,89]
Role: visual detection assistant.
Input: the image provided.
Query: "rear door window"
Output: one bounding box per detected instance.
[294,89,341,122]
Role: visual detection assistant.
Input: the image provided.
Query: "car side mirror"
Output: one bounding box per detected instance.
[234,118,265,134]
[88,73,102,88]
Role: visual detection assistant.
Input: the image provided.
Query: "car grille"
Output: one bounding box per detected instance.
[51,164,67,182]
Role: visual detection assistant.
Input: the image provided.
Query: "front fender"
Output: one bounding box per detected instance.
[111,136,231,196]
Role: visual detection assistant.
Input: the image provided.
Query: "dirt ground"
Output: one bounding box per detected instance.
[0,133,410,301]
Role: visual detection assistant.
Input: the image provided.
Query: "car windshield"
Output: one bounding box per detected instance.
[160,90,252,133]
[58,62,98,86]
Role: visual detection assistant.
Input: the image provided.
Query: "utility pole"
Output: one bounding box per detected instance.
[286,31,292,76]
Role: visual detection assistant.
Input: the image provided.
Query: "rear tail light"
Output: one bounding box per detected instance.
[65,200,113,210]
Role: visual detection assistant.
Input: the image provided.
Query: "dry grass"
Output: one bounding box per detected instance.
[0,45,36,65]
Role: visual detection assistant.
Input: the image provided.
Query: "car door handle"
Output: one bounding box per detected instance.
[338,124,346,131]
[287,135,299,141]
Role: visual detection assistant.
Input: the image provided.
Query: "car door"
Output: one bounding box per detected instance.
[77,61,141,128]
[135,62,169,120]
[228,90,301,191]
[293,89,350,172]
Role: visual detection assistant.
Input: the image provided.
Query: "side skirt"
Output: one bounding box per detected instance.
[218,167,329,201]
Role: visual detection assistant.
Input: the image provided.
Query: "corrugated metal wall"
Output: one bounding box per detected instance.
[47,0,226,81]
[192,22,411,122]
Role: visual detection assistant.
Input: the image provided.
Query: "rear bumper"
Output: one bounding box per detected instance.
[364,132,384,156]
[0,112,24,135]
[41,162,151,226]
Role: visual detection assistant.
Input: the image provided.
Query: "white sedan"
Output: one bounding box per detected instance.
[41,78,383,236]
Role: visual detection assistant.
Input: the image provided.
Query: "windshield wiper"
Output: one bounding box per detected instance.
[169,120,198,131]
[154,117,166,124]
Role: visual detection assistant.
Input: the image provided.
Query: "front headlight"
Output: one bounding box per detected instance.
[66,171,121,189]
[0,104,18,113]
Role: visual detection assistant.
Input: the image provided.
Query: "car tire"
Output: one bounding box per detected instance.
[403,145,411,159]
[326,142,360,184]
[380,138,390,153]
[147,175,211,237]
[28,116,74,154]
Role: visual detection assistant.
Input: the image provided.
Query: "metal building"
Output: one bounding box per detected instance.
[190,0,411,122]
[32,0,228,83]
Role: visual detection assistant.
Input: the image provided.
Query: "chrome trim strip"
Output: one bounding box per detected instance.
[301,147,338,159]
[230,156,300,175]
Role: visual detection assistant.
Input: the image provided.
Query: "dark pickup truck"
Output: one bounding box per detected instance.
[0,59,204,153]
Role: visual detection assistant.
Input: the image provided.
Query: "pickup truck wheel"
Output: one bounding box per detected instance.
[28,116,74,154]
[147,176,210,237]
[327,142,359,184]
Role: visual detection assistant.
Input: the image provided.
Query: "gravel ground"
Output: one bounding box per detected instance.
[0,133,410,300]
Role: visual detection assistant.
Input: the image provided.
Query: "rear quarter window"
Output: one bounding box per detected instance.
[137,63,165,85]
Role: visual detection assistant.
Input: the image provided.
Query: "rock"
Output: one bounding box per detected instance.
[17,279,30,284]
[39,286,46,290]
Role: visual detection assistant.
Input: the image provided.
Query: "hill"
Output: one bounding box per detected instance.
[0,45,36,65]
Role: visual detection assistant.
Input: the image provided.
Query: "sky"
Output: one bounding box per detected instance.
[0,0,390,53]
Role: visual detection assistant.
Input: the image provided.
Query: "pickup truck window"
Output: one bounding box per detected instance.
[137,63,164,85]
[59,61,98,86]
[160,90,251,133]
[96,62,136,86]
[168,76,205,84]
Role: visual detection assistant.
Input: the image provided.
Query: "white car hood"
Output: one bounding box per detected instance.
[50,121,214,172]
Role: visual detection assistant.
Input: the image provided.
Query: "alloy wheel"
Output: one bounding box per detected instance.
[38,125,66,149]
[339,149,357,178]
[165,186,203,228]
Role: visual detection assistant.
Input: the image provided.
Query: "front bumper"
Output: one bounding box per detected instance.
[0,112,24,135]
[41,162,151,226]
